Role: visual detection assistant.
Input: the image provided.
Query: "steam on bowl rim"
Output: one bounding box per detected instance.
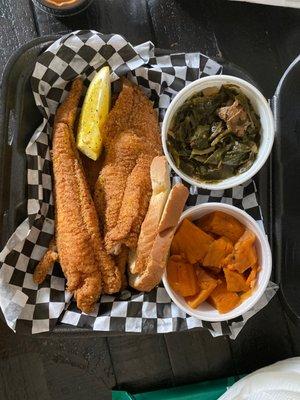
[162,75,274,190]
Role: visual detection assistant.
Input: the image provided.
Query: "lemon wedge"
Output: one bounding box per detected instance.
[76,66,111,160]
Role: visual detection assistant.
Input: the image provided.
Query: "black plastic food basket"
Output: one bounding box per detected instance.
[0,36,298,333]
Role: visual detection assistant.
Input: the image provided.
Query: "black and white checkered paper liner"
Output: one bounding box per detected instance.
[0,30,277,337]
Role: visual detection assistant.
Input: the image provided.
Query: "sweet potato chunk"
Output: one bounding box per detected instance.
[167,255,182,294]
[177,262,198,297]
[246,264,259,289]
[224,268,249,292]
[198,211,245,243]
[203,236,233,270]
[171,219,214,264]
[167,255,198,297]
[226,229,257,273]
[185,268,219,308]
[208,282,240,313]
[240,289,253,302]
[195,267,219,289]
[186,287,216,309]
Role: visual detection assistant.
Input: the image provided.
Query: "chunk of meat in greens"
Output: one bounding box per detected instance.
[217,100,250,137]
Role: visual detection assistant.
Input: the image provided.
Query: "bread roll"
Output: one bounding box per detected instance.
[129,182,189,292]
[130,156,170,275]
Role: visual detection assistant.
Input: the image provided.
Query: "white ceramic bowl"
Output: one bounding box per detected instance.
[162,75,274,190]
[162,203,272,322]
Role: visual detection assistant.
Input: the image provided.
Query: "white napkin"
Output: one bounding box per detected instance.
[219,357,300,399]
[230,0,300,9]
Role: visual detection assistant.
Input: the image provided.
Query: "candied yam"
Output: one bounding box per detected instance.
[224,268,249,292]
[240,289,253,302]
[203,265,222,275]
[223,253,233,266]
[166,255,182,294]
[186,267,219,308]
[246,264,260,289]
[167,255,198,297]
[202,265,222,275]
[227,229,257,273]
[197,211,245,243]
[177,261,198,297]
[170,218,214,264]
[203,236,233,270]
[185,283,217,308]
[186,291,212,309]
[195,267,219,290]
[208,282,240,313]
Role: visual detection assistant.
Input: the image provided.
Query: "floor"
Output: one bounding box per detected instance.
[1,1,300,399]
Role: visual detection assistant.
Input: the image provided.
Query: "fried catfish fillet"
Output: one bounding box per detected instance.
[94,80,161,255]
[51,79,121,312]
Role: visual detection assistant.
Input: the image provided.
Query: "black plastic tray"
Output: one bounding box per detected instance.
[0,36,281,334]
[272,55,300,322]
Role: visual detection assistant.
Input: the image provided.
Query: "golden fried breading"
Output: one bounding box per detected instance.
[95,130,157,254]
[94,130,147,243]
[80,153,103,193]
[94,80,161,256]
[33,239,58,284]
[105,153,153,252]
[114,246,129,290]
[103,81,161,150]
[52,79,121,312]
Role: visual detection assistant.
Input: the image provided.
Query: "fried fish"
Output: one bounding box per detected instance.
[94,80,161,256]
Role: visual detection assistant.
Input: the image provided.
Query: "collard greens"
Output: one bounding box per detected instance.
[167,85,261,182]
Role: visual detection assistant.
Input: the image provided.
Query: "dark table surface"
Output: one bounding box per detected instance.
[1,1,300,399]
